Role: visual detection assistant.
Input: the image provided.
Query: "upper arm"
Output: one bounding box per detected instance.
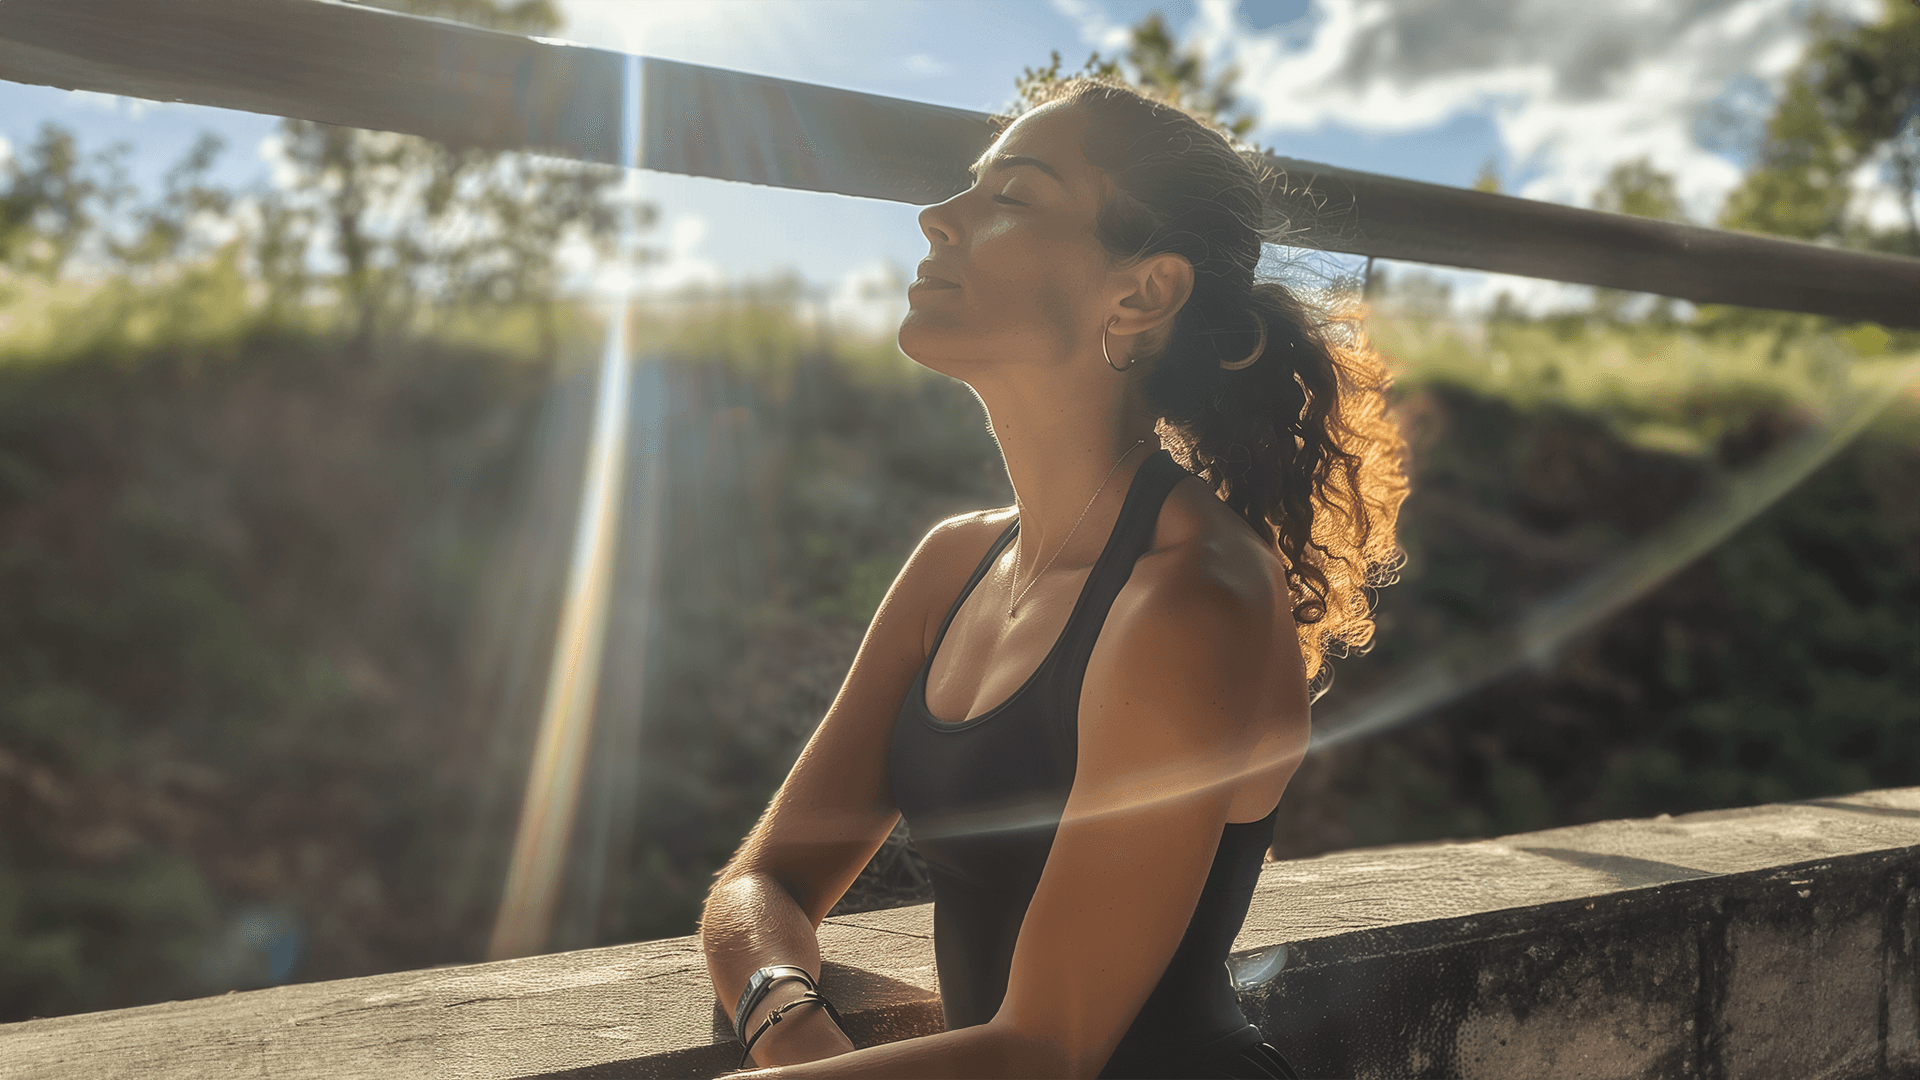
[991,559,1310,1077]
[714,510,1006,926]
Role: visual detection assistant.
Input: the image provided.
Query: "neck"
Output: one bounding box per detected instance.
[972,371,1160,581]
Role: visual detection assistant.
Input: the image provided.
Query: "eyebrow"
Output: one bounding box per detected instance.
[967,153,1065,185]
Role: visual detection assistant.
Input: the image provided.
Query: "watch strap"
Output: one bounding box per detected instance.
[732,965,819,1045]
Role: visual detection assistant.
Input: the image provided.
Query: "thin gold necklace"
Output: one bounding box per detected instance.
[1008,439,1148,618]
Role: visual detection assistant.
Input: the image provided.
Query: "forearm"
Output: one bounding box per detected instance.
[703,874,1062,1077]
[721,1020,1051,1080]
[701,870,856,1067]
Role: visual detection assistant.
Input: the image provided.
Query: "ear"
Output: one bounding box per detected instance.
[1109,251,1194,343]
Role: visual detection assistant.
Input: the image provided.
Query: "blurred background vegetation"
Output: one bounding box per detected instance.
[0,0,1914,1023]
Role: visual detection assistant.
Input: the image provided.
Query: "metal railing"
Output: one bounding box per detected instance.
[2,0,1916,327]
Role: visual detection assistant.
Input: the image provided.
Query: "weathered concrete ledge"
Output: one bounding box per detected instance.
[3,788,1915,1079]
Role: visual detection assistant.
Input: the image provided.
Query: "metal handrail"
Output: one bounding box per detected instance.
[2,0,1915,326]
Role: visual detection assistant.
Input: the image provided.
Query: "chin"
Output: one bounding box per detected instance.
[896,318,957,378]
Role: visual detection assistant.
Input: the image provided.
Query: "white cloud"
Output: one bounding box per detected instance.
[258,132,303,192]
[1849,128,1920,235]
[1052,0,1134,54]
[65,89,160,120]
[1058,0,1885,231]
[616,211,724,298]
[1185,0,1843,222]
[900,52,955,78]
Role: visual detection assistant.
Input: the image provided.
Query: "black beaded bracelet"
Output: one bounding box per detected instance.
[738,991,848,1069]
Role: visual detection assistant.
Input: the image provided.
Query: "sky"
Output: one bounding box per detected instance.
[0,0,1890,325]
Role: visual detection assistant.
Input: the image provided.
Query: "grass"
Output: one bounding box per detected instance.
[1367,309,1920,457]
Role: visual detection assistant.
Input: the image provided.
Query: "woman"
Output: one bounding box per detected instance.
[700,75,1407,1079]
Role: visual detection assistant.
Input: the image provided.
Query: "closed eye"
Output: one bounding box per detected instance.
[992,195,1025,206]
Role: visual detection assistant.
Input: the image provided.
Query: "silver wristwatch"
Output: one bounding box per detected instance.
[732,964,819,1044]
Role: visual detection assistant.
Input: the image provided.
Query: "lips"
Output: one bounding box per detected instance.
[913,263,960,289]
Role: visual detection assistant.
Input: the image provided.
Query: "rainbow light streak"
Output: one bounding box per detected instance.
[487,50,646,962]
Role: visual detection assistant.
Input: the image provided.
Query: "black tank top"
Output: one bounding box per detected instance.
[889,449,1280,1078]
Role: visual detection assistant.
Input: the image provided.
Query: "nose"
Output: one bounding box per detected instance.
[917,189,963,248]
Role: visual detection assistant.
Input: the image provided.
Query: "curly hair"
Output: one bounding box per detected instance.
[994,76,1410,695]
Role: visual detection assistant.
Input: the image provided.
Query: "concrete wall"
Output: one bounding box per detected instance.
[2,789,1915,1079]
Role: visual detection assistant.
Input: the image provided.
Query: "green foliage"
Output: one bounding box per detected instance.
[1366,267,1454,325]
[0,124,133,281]
[1719,74,1858,242]
[1809,0,1920,253]
[1374,307,1912,450]
[108,132,232,274]
[0,0,640,361]
[1593,427,1920,811]
[815,552,908,624]
[268,118,628,356]
[1569,0,1916,334]
[1592,158,1689,223]
[0,845,217,1020]
[1013,14,1261,144]
[517,305,1012,947]
[1279,373,1920,855]
[1719,0,1919,253]
[319,0,621,352]
[0,317,558,1018]
[1472,159,1502,195]
[1581,158,1687,324]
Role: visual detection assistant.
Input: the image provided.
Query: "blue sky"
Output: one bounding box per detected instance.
[0,0,1887,323]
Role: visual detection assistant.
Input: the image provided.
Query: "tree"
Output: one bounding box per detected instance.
[1811,0,1920,254]
[1473,159,1502,195]
[1592,157,1689,223]
[0,0,643,355]
[1719,56,1864,245]
[1591,158,1688,324]
[403,142,631,359]
[0,124,133,282]
[1719,0,1919,254]
[1014,13,1262,145]
[264,0,637,357]
[109,132,233,278]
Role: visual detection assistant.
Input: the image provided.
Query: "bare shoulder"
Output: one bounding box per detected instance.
[1089,472,1307,743]
[921,503,1016,556]
[905,505,1016,652]
[1128,472,1288,622]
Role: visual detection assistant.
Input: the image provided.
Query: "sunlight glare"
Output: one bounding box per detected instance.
[563,0,806,65]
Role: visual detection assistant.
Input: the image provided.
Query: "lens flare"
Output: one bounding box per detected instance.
[488,51,647,962]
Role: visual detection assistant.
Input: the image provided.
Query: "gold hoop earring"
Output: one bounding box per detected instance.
[1219,311,1267,371]
[1103,317,1134,372]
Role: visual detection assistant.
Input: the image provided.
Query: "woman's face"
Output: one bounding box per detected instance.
[898,100,1122,382]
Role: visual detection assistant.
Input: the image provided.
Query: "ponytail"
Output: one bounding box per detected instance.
[1147,279,1407,692]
